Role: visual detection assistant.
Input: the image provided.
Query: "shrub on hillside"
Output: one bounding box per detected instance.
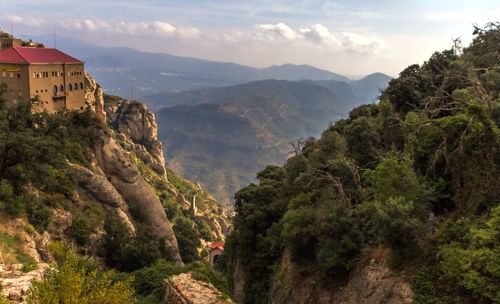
[27,242,134,304]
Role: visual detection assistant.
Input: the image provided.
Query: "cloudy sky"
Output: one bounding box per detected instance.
[0,0,498,76]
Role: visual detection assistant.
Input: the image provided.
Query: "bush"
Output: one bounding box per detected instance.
[27,242,134,304]
[132,259,183,303]
[67,216,92,246]
[437,205,500,303]
[103,215,172,272]
[411,268,438,304]
[26,199,52,233]
[18,254,37,272]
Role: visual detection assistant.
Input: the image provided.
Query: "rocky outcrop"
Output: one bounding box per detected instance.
[0,263,49,303]
[93,129,182,264]
[163,272,232,304]
[84,73,106,123]
[105,100,166,176]
[269,251,413,304]
[70,162,135,234]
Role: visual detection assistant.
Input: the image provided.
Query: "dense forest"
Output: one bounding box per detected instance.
[224,23,500,304]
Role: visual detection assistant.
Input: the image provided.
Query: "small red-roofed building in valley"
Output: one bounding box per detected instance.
[0,46,86,112]
[208,241,224,266]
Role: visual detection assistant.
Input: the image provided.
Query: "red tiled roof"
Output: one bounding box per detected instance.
[209,241,224,250]
[0,47,82,64]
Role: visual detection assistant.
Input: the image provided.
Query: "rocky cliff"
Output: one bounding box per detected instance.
[268,251,413,304]
[105,100,167,176]
[103,97,232,242]
[0,73,237,302]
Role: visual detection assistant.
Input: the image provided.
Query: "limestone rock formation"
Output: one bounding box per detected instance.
[105,100,166,176]
[269,252,413,304]
[93,129,182,264]
[70,162,136,234]
[84,73,106,123]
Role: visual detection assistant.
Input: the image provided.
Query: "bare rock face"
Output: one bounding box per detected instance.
[270,251,413,304]
[70,162,136,234]
[163,272,232,304]
[105,100,166,176]
[93,129,183,264]
[84,73,106,123]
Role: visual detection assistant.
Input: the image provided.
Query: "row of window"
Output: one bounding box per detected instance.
[1,72,19,78]
[52,82,84,94]
[7,90,22,97]
[32,70,83,79]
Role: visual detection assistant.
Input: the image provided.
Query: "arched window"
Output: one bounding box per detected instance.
[80,82,84,90]
[60,85,64,92]
[74,83,78,90]
[53,85,58,95]
[69,84,73,91]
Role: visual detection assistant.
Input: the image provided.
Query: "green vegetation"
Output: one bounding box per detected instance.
[27,242,135,304]
[172,216,201,263]
[102,214,173,272]
[123,260,229,304]
[225,23,500,304]
[0,86,100,234]
[0,83,230,303]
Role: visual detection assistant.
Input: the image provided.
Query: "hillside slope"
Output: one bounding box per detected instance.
[0,74,231,302]
[224,24,500,304]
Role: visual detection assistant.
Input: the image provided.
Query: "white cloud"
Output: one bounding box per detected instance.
[59,19,199,38]
[341,32,389,53]
[251,23,387,53]
[1,15,47,27]
[254,22,296,41]
[3,15,388,55]
[299,24,341,46]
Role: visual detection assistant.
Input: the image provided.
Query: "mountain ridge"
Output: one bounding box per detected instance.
[34,35,389,98]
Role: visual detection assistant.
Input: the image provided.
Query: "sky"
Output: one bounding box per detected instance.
[0,0,498,77]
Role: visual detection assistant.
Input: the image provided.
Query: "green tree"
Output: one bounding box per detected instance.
[360,154,430,266]
[173,216,201,263]
[437,205,500,303]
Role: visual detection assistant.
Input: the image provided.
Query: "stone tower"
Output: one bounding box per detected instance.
[190,195,197,216]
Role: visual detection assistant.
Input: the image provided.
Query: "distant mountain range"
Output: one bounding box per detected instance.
[36,35,352,98]
[34,35,392,204]
[145,72,391,111]
[154,76,391,203]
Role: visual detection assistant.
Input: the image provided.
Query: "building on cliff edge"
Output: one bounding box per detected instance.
[0,46,86,112]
